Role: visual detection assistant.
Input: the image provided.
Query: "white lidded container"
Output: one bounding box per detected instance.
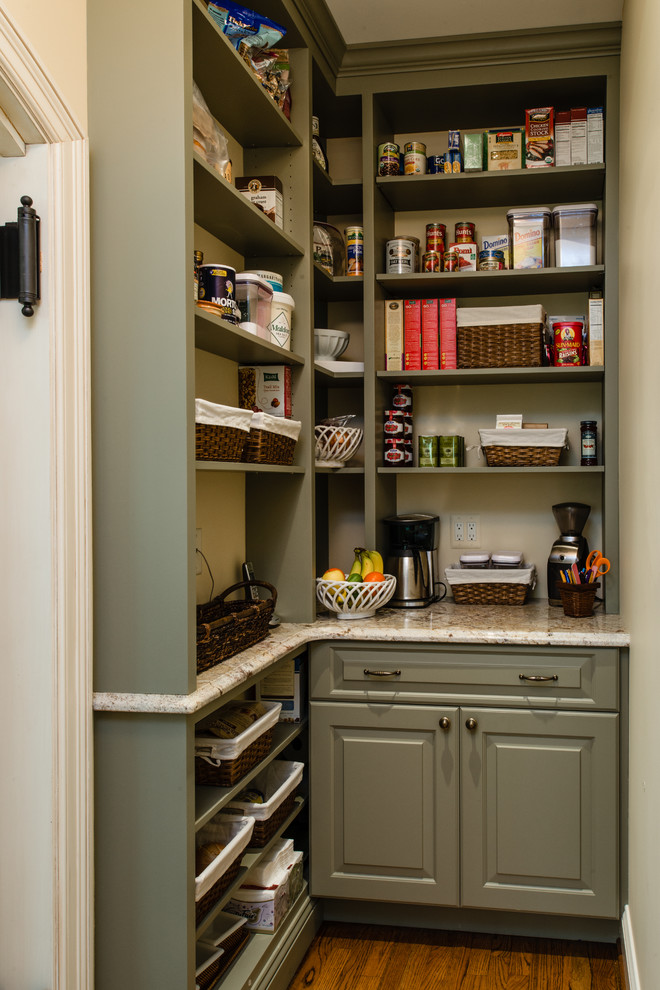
[551,203,598,267]
[268,290,295,349]
[236,273,273,340]
[243,269,284,293]
[491,552,524,569]
[459,552,491,569]
[506,207,552,269]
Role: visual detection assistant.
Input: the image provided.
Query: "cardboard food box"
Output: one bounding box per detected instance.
[448,241,478,271]
[259,655,306,722]
[236,175,283,227]
[385,299,404,371]
[238,365,292,417]
[485,128,523,170]
[525,107,554,168]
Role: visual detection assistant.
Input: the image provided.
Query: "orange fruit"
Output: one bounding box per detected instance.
[363,571,385,583]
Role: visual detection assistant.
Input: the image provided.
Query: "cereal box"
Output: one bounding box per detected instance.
[525,107,554,168]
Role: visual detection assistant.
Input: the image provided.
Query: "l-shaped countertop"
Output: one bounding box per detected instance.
[93,601,629,715]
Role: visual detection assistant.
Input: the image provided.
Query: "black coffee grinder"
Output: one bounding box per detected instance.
[547,502,590,606]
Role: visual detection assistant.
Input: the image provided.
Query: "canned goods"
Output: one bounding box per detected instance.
[444,250,459,272]
[391,383,413,411]
[427,155,445,173]
[455,221,476,243]
[402,412,414,437]
[377,142,400,176]
[196,263,238,323]
[193,250,204,301]
[383,410,404,437]
[386,236,420,275]
[478,249,506,271]
[404,152,427,175]
[403,442,414,466]
[384,438,407,466]
[345,225,363,277]
[553,321,583,366]
[422,251,442,272]
[418,435,438,467]
[426,222,447,255]
[404,141,427,155]
[439,435,465,467]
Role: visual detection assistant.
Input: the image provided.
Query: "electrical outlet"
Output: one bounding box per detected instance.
[196,528,202,574]
[450,514,481,548]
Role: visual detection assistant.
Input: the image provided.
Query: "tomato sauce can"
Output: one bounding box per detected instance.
[426,222,447,254]
[386,236,420,274]
[422,251,442,272]
[553,321,584,366]
[444,250,459,272]
[378,142,400,176]
[345,225,363,276]
[454,221,476,243]
[196,263,238,322]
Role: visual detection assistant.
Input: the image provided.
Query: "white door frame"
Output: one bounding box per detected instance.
[0,10,92,990]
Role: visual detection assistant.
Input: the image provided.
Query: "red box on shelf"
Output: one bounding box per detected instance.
[421,299,439,370]
[404,299,422,371]
[440,298,457,369]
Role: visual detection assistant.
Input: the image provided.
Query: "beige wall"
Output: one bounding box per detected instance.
[4,0,87,130]
[619,1,660,986]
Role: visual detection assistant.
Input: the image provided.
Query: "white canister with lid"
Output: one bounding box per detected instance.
[459,552,491,569]
[268,290,295,349]
[491,552,524,568]
[242,269,284,293]
[236,273,273,339]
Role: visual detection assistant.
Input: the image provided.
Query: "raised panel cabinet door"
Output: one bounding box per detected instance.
[310,701,459,905]
[461,707,618,918]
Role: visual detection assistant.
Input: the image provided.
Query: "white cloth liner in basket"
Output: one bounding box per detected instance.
[250,411,301,441]
[195,815,255,902]
[479,428,567,448]
[198,910,248,950]
[221,760,304,821]
[195,941,224,986]
[445,565,537,588]
[457,304,546,327]
[194,701,282,767]
[195,398,253,431]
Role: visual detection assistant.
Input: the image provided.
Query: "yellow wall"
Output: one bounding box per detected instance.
[619,0,660,985]
[3,0,88,130]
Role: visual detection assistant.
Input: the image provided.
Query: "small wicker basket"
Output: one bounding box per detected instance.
[479,428,567,468]
[195,701,282,787]
[557,581,601,617]
[451,582,530,606]
[221,760,304,848]
[196,580,276,674]
[242,428,296,465]
[458,321,544,369]
[195,422,248,461]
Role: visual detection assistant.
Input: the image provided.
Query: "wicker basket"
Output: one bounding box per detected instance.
[479,428,567,468]
[557,581,601,617]
[195,817,255,927]
[195,701,282,787]
[482,444,563,467]
[196,580,277,674]
[457,321,544,369]
[451,582,530,606]
[222,760,304,848]
[242,428,296,465]
[195,422,248,461]
[198,915,250,988]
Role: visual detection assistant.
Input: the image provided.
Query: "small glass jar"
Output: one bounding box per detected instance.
[580,420,598,466]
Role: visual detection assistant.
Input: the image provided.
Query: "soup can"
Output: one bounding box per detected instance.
[455,221,476,243]
[386,236,420,274]
[404,146,427,174]
[478,249,506,271]
[444,250,459,272]
[196,263,238,323]
[427,155,445,173]
[377,142,400,176]
[345,225,363,276]
[422,251,442,272]
[418,435,438,467]
[426,222,447,254]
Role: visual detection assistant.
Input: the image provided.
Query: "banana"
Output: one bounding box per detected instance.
[368,549,384,574]
[360,550,375,579]
[349,549,364,578]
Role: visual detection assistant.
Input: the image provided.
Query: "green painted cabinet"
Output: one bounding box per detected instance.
[309,643,620,919]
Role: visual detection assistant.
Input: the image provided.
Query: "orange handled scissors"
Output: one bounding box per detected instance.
[586,550,611,575]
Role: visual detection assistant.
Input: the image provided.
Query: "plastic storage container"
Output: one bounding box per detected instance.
[268,290,295,349]
[491,552,524,568]
[235,273,273,339]
[552,204,598,267]
[459,552,491,568]
[506,207,552,269]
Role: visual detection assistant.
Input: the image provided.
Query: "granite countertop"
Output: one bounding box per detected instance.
[93,601,629,716]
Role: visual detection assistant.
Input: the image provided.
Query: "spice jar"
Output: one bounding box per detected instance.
[580,421,598,466]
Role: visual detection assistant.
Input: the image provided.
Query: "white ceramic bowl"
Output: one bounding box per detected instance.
[316,574,397,619]
[314,328,350,360]
[314,424,363,468]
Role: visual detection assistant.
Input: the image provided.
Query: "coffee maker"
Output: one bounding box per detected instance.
[384,513,440,608]
[547,502,591,606]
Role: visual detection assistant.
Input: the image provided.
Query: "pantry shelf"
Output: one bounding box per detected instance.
[315,364,364,387]
[377,265,605,298]
[378,466,606,475]
[377,367,604,386]
[376,163,605,212]
[196,462,306,474]
[314,466,364,474]
[313,163,363,215]
[194,152,306,257]
[195,309,305,365]
[192,0,303,149]
[313,263,364,301]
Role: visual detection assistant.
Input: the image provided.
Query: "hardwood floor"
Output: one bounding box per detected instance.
[287,923,626,990]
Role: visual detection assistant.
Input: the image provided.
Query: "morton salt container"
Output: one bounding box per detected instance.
[197,264,238,322]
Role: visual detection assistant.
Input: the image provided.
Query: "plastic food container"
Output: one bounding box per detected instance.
[268,290,295,349]
[506,207,552,269]
[236,273,273,339]
[491,552,524,568]
[459,552,491,568]
[242,269,284,292]
[552,204,598,267]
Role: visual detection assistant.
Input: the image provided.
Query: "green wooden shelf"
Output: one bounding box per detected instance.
[195,308,305,365]
[377,366,605,386]
[196,461,306,475]
[376,164,606,212]
[315,466,365,475]
[314,363,364,387]
[194,152,305,257]
[376,266,605,298]
[313,263,364,301]
[313,162,363,215]
[378,466,606,475]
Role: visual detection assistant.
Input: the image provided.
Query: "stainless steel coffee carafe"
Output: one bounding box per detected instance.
[384,513,441,608]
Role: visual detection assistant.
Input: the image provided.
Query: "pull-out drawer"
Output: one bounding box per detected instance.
[310,642,618,711]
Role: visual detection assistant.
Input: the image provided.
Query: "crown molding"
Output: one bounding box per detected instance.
[336,22,621,81]
[287,0,347,86]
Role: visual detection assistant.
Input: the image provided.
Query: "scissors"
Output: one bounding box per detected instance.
[586,550,610,575]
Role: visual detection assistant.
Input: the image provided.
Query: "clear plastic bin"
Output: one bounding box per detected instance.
[506,207,551,269]
[236,273,273,339]
[552,204,598,267]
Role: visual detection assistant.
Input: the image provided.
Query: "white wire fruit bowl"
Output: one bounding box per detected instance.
[314,425,363,468]
[315,574,397,619]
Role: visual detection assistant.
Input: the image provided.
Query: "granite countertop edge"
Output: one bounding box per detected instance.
[93,602,629,716]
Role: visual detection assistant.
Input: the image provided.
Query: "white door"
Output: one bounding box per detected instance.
[0,145,57,986]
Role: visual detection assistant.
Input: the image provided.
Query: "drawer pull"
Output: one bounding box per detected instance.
[519,673,559,682]
[363,668,401,677]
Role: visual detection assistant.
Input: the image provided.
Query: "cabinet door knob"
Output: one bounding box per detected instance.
[519,673,559,682]
[439,716,451,730]
[363,668,401,677]
[465,717,478,731]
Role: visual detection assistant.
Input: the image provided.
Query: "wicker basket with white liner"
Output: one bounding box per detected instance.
[315,574,397,618]
[197,913,249,988]
[315,413,363,468]
[195,700,282,787]
[194,816,255,925]
[457,304,545,368]
[445,564,537,605]
[479,428,568,467]
[242,411,301,466]
[195,941,225,990]
[220,759,304,847]
[195,398,253,461]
